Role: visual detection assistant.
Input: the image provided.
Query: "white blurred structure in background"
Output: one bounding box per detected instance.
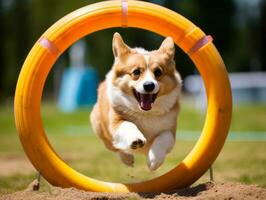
[184,72,266,109]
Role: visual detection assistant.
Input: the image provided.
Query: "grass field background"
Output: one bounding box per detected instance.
[0,99,266,194]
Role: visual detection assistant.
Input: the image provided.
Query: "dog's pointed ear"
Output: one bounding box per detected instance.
[158,37,175,60]
[112,32,130,58]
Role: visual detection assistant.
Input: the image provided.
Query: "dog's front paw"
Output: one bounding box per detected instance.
[147,149,166,171]
[130,138,146,150]
[125,131,146,151]
[113,121,146,151]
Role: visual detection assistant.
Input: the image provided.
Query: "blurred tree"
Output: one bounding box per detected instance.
[260,1,266,71]
[0,0,5,100]
[229,0,264,72]
[1,0,31,102]
[0,0,265,103]
[13,0,31,70]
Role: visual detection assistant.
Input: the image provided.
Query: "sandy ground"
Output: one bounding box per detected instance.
[1,181,265,200]
[0,155,265,199]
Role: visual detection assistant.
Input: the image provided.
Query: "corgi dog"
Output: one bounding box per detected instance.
[90,33,182,171]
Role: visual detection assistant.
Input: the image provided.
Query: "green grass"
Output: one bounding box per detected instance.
[231,104,266,131]
[0,174,36,194]
[0,102,266,194]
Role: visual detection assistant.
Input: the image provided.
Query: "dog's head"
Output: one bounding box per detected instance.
[110,32,181,112]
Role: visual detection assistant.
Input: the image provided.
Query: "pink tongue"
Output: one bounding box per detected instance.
[139,94,153,111]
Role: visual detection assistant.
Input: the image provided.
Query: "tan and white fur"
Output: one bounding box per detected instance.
[90,33,182,171]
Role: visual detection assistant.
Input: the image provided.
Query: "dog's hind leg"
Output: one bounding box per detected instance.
[90,103,101,136]
[119,152,134,167]
[147,131,175,171]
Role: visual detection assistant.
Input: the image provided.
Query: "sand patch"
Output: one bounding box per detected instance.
[1,181,265,200]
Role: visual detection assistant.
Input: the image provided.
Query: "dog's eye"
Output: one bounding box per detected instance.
[154,68,162,77]
[132,68,141,76]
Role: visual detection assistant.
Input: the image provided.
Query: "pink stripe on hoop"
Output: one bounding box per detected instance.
[188,35,213,55]
[38,37,60,55]
[121,0,128,27]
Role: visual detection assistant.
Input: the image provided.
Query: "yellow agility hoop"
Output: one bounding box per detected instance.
[14,0,232,192]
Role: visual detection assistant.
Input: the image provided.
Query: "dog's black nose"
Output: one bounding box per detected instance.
[143,81,155,92]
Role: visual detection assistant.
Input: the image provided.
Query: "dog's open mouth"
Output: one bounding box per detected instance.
[133,89,157,111]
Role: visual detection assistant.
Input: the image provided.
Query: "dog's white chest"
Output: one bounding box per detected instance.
[133,111,177,140]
